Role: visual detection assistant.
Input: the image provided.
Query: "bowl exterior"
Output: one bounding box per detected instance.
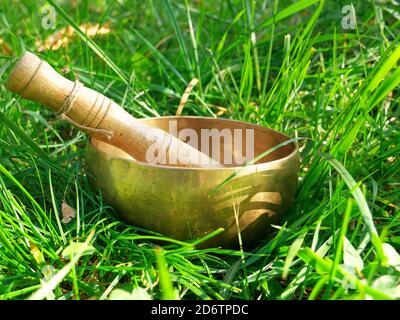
[85,117,299,248]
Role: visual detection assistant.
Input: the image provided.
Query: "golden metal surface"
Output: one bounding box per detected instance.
[85,116,300,248]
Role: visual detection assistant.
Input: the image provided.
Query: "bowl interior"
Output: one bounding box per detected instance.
[91,116,296,167]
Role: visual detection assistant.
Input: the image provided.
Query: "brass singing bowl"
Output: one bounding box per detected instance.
[85,116,299,248]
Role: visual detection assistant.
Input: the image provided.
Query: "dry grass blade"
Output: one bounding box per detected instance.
[176,78,199,116]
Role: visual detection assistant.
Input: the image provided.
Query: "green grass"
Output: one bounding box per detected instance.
[0,0,399,300]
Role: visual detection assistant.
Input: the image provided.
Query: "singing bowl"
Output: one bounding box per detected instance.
[85,116,299,248]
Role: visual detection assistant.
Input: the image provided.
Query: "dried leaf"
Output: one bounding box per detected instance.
[0,37,13,56]
[216,106,228,116]
[36,25,73,52]
[36,22,110,52]
[60,65,71,74]
[61,201,76,224]
[82,22,110,37]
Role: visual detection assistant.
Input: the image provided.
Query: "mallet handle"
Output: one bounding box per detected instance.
[6,52,222,168]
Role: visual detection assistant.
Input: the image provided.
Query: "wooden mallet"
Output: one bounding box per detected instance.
[6,52,222,168]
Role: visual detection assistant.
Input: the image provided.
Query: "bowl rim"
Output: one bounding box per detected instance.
[89,116,299,171]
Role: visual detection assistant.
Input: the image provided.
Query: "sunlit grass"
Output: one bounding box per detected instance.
[0,0,399,300]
